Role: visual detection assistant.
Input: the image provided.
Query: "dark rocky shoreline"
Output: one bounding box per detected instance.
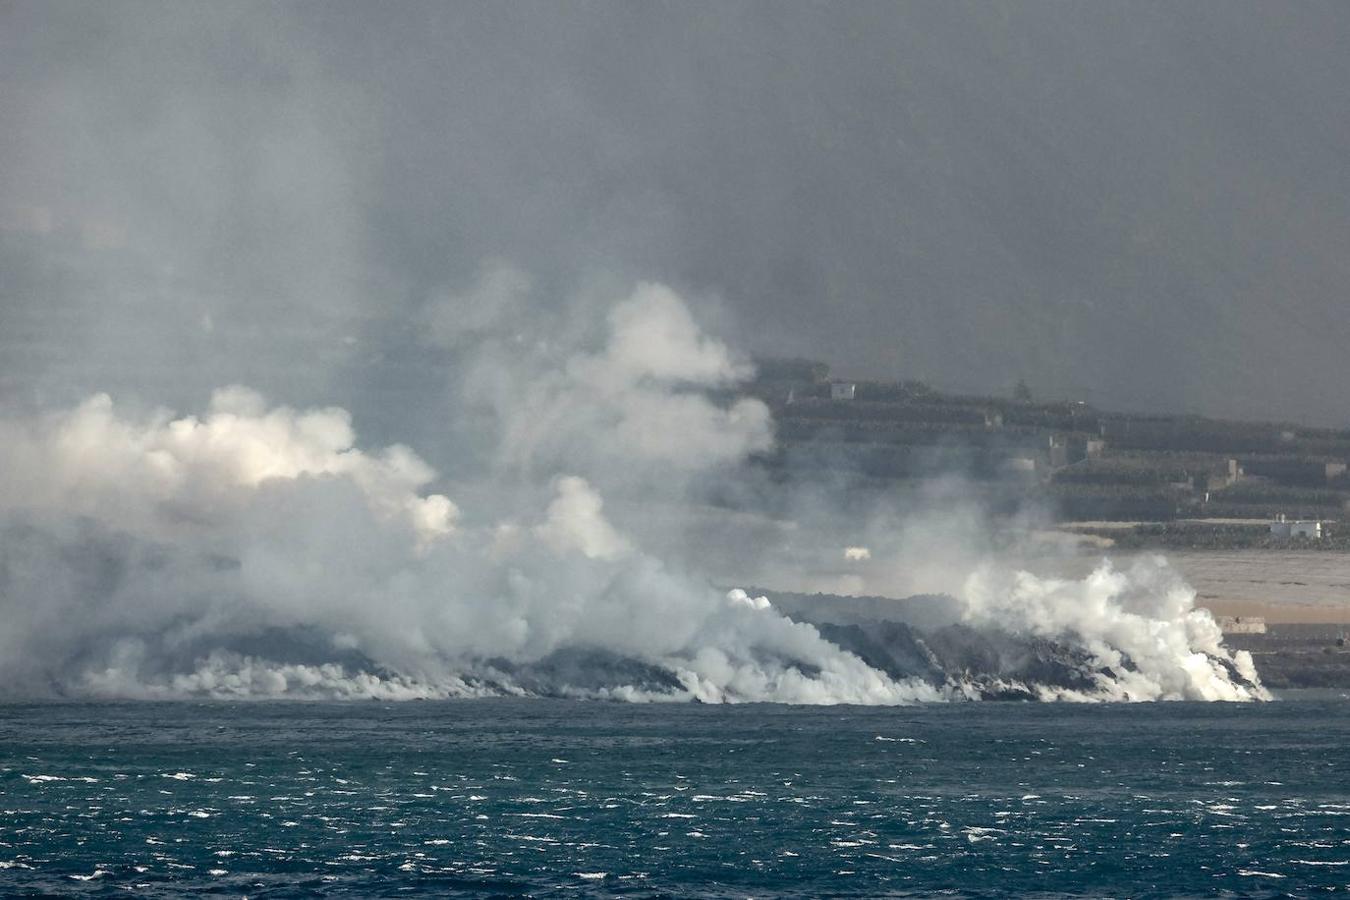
[1224,624,1350,689]
[764,589,1350,691]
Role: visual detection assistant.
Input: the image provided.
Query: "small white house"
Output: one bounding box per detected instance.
[1270,515,1323,539]
[1292,520,1323,539]
[830,382,857,401]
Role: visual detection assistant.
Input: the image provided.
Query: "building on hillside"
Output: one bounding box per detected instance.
[830,382,856,401]
[1292,520,1323,539]
[1048,434,1069,469]
[1269,515,1322,539]
[1047,434,1092,469]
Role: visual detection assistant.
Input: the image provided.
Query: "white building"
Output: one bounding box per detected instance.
[1292,520,1323,539]
[830,382,857,401]
[1270,515,1322,539]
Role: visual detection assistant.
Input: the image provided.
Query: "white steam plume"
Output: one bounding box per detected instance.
[0,278,1265,703]
[961,558,1268,701]
[455,278,773,481]
[0,282,935,703]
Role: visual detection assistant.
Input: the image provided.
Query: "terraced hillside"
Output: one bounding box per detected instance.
[745,359,1350,537]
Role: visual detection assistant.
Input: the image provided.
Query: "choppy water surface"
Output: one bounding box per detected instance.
[2,698,1349,897]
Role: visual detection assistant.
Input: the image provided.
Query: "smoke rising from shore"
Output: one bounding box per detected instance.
[0,280,1266,703]
[961,558,1265,701]
[3,1,1318,704]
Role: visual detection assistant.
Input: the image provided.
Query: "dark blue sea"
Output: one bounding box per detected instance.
[2,697,1348,898]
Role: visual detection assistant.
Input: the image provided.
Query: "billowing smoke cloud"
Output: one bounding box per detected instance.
[0,386,456,545]
[0,279,1265,703]
[0,3,1292,704]
[457,278,773,480]
[0,284,919,702]
[962,558,1265,701]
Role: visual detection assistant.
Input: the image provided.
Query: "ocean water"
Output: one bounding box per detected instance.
[2,698,1348,898]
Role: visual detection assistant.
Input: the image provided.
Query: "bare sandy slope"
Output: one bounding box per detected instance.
[1170,551,1350,624]
[1037,551,1350,624]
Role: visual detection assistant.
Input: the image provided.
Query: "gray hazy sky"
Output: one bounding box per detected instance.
[3,1,1349,426]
